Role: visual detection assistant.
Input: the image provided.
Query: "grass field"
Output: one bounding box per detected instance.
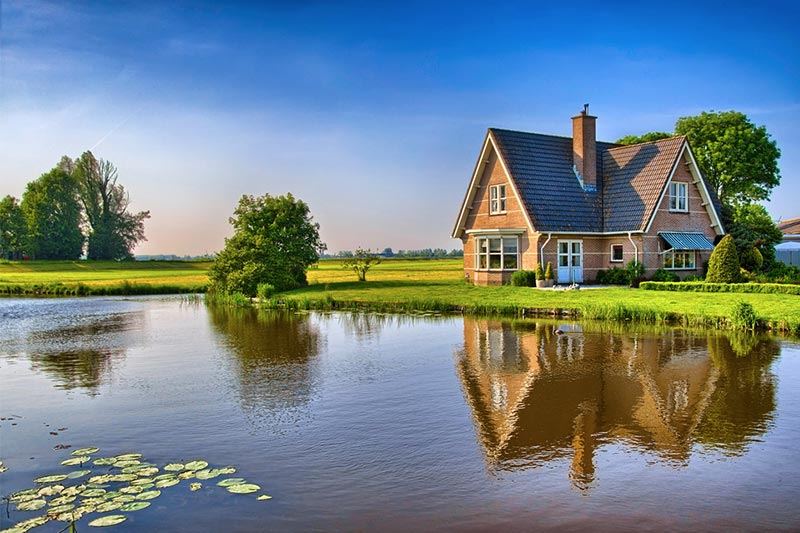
[2,258,799,332]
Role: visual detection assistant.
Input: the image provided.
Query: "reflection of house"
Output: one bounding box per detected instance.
[455,319,721,490]
[451,106,725,285]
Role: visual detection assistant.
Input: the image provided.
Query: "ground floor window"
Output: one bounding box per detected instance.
[475,235,518,271]
[610,244,624,262]
[663,250,696,270]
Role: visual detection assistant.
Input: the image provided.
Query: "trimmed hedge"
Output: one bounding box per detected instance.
[510,270,536,287]
[640,281,800,295]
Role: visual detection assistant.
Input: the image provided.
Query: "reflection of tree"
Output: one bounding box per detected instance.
[26,313,137,395]
[207,306,323,431]
[456,319,779,490]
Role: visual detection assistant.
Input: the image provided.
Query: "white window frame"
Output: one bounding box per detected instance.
[474,235,518,271]
[610,244,624,263]
[669,182,688,212]
[489,184,507,215]
[663,250,696,270]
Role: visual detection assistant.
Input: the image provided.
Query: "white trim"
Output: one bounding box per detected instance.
[489,184,507,214]
[610,244,624,262]
[466,227,527,235]
[668,182,689,212]
[535,230,644,236]
[490,133,536,232]
[474,234,519,271]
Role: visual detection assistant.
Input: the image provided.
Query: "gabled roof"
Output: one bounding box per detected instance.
[778,217,800,235]
[452,128,725,238]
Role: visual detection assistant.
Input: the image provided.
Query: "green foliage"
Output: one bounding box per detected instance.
[651,268,679,282]
[209,193,325,296]
[544,261,553,280]
[21,163,84,260]
[595,267,629,285]
[626,260,646,282]
[730,301,759,330]
[723,203,782,268]
[739,247,764,272]
[342,248,382,281]
[535,263,545,280]
[640,281,800,295]
[615,131,672,145]
[510,270,536,287]
[707,235,741,283]
[0,195,27,259]
[256,283,275,299]
[675,111,780,205]
[73,152,150,260]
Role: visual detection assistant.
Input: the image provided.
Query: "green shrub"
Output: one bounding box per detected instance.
[706,234,741,283]
[256,283,275,299]
[730,301,759,330]
[640,281,800,295]
[651,268,679,282]
[544,262,554,280]
[511,270,536,287]
[683,274,705,282]
[596,267,629,285]
[739,247,764,272]
[535,263,545,281]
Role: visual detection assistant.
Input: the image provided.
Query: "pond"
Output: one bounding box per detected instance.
[1,297,799,532]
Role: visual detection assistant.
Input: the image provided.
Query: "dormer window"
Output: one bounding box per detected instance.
[669,182,688,212]
[490,184,506,214]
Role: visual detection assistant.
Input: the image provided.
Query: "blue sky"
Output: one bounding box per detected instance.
[2,0,798,255]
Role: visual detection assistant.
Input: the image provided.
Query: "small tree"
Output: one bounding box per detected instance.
[535,263,545,280]
[739,247,764,272]
[342,248,382,281]
[626,260,646,285]
[544,262,554,280]
[706,234,741,283]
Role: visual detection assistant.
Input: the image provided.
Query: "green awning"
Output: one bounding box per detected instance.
[659,232,715,251]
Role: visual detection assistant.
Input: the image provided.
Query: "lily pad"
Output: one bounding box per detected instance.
[89,474,114,484]
[67,469,92,479]
[56,507,89,522]
[217,478,246,487]
[37,484,65,497]
[16,499,47,511]
[88,514,127,527]
[137,467,159,477]
[120,501,151,511]
[34,474,68,483]
[95,501,123,513]
[195,468,221,480]
[163,463,184,471]
[47,503,75,514]
[61,456,90,466]
[257,494,273,501]
[49,494,77,506]
[136,490,161,500]
[189,482,202,491]
[114,453,142,461]
[113,495,135,503]
[183,460,208,471]
[109,473,138,482]
[131,477,155,485]
[226,483,261,494]
[115,460,141,468]
[102,491,122,499]
[81,497,106,506]
[153,473,176,481]
[80,488,107,498]
[93,457,117,466]
[61,485,86,497]
[155,478,180,488]
[217,466,237,475]
[177,471,196,480]
[72,447,100,456]
[119,485,144,494]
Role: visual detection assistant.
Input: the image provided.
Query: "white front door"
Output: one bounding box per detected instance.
[557,240,583,283]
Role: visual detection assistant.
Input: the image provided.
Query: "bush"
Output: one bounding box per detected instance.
[596,267,629,285]
[256,283,275,299]
[706,234,741,283]
[626,260,646,285]
[535,263,545,280]
[544,262,554,280]
[511,270,536,287]
[730,301,759,330]
[639,281,800,295]
[651,268,679,282]
[740,247,764,272]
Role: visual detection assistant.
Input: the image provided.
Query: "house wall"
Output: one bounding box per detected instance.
[462,148,535,286]
[539,235,642,283]
[641,155,720,278]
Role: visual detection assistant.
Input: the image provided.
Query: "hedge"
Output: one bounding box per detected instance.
[640,281,800,295]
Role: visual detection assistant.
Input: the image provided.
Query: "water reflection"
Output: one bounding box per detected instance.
[207,306,323,431]
[455,319,779,490]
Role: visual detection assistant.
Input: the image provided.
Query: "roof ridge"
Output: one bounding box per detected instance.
[489,127,617,146]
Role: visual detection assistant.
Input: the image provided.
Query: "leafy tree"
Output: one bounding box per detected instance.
[342,248,382,281]
[739,247,764,273]
[615,131,672,145]
[675,111,780,206]
[706,234,741,283]
[0,195,27,259]
[209,193,325,295]
[21,163,84,260]
[722,203,782,268]
[73,151,150,260]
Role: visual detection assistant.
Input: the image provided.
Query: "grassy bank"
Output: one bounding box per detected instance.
[0,260,210,295]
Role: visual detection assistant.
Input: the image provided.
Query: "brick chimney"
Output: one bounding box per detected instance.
[572,104,597,188]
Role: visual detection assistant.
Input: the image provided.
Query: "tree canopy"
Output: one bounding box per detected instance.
[73,151,150,260]
[615,131,672,146]
[209,193,325,296]
[723,203,783,268]
[0,195,27,260]
[21,164,84,260]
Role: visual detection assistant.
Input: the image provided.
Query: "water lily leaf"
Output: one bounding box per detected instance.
[226,483,260,494]
[121,465,146,474]
[115,460,141,468]
[177,471,195,480]
[11,490,40,503]
[120,501,150,511]
[16,499,47,511]
[88,514,127,527]
[114,453,142,461]
[195,469,221,480]
[46,503,75,514]
[37,484,65,497]
[163,463,184,471]
[34,474,68,483]
[67,469,92,479]
[80,488,107,498]
[102,491,122,499]
[89,475,113,484]
[109,473,138,482]
[119,485,144,494]
[81,497,106,506]
[130,478,155,485]
[136,490,161,501]
[189,482,202,491]
[61,456,90,466]
[72,447,100,456]
[93,457,117,466]
[217,466,237,475]
[183,460,208,471]
[153,473,176,481]
[136,467,159,477]
[155,478,180,488]
[257,494,273,501]
[10,516,50,531]
[217,478,246,487]
[95,501,123,513]
[49,494,77,506]
[56,507,88,522]
[61,485,85,498]
[113,495,135,503]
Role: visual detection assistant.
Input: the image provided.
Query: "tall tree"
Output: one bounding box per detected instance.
[0,195,27,260]
[73,151,150,260]
[675,111,780,206]
[615,131,672,145]
[21,163,84,260]
[209,193,326,295]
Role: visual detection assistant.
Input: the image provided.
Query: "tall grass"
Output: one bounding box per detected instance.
[0,281,207,296]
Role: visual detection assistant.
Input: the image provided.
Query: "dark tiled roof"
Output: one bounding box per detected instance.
[778,217,800,235]
[489,129,708,233]
[489,128,616,232]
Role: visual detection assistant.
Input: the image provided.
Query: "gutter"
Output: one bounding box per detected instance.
[540,232,552,265]
[627,231,638,264]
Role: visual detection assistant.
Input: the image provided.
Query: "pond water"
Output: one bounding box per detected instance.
[1,297,799,532]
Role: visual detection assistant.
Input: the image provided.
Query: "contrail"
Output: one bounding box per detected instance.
[90,103,147,151]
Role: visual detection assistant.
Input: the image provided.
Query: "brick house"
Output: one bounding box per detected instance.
[451,106,725,285]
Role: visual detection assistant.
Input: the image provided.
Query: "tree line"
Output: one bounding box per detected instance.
[322,248,463,259]
[0,152,149,261]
